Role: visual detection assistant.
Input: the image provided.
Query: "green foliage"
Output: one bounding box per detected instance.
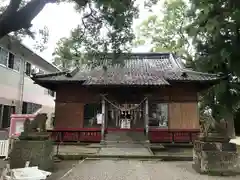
[1,0,158,56]
[187,0,240,110]
[134,0,193,64]
[53,0,142,69]
[53,0,160,69]
[187,0,240,136]
[135,0,240,135]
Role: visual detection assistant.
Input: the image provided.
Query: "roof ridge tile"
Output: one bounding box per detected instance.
[66,67,79,77]
[32,71,68,78]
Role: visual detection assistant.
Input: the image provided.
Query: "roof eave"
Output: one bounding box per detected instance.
[167,76,226,92]
[32,79,85,91]
[83,84,170,87]
[167,79,224,86]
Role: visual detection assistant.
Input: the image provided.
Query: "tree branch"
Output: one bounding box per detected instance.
[0,0,21,22]
[179,20,191,50]
[77,3,95,42]
[0,0,90,39]
[0,0,56,39]
[17,0,55,28]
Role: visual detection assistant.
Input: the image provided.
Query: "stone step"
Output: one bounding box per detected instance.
[101,142,150,148]
[105,140,148,144]
[105,131,147,142]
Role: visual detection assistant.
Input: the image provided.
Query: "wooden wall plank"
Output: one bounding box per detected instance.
[55,102,84,129]
[169,102,199,129]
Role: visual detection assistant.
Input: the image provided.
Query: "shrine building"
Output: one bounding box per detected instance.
[31,53,225,144]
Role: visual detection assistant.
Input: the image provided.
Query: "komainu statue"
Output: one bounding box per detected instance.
[19,113,50,140]
[199,111,229,141]
[10,113,54,171]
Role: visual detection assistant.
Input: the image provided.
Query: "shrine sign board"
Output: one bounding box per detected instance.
[9,114,36,137]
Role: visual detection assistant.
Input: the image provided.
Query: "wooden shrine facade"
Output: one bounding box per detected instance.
[32,53,226,143]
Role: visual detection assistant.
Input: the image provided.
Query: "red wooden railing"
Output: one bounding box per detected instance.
[48,128,199,143]
[47,128,102,143]
[149,129,200,143]
[106,128,144,132]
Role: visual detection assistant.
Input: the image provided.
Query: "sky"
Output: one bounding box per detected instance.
[22,1,164,63]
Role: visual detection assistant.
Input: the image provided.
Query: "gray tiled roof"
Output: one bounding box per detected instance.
[32,53,223,86]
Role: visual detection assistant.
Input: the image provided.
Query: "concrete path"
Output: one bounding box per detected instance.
[98,143,152,156]
[98,147,152,156]
[59,159,240,180]
[54,145,99,156]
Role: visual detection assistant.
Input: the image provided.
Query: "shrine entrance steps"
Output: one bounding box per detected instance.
[99,131,152,156]
[98,131,153,156]
[104,131,148,145]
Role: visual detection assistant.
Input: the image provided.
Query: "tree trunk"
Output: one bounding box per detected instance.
[227,113,236,139]
[0,0,55,39]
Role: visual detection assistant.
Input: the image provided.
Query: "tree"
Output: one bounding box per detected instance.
[53,0,159,69]
[52,38,76,70]
[135,0,240,137]
[0,0,55,39]
[134,0,193,65]
[0,0,158,65]
[186,0,240,137]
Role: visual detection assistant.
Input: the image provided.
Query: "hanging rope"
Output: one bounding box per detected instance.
[101,95,147,112]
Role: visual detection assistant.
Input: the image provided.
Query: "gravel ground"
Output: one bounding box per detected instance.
[60,159,240,180]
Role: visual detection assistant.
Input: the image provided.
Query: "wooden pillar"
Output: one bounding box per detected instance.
[145,97,149,141]
[101,96,106,143]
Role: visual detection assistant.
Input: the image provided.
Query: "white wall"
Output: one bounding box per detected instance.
[0,36,60,73]
[0,64,55,108]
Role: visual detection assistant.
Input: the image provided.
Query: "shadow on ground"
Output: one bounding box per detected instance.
[46,160,78,180]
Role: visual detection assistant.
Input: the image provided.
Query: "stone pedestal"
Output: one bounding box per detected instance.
[9,140,54,171]
[198,133,230,142]
[193,140,240,175]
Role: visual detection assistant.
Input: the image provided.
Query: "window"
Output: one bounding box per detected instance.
[0,105,3,128]
[0,104,14,139]
[8,52,14,69]
[0,47,8,66]
[39,69,44,74]
[1,105,15,128]
[25,62,31,76]
[31,65,39,74]
[27,102,42,114]
[0,47,21,72]
[31,65,44,75]
[44,89,55,97]
[84,103,101,127]
[22,102,27,114]
[22,102,42,114]
[13,56,21,71]
[149,103,168,128]
[47,90,55,97]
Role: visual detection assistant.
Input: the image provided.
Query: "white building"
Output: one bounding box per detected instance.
[0,35,59,129]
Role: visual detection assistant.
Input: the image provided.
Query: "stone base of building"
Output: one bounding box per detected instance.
[198,133,230,142]
[192,140,240,176]
[100,140,106,145]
